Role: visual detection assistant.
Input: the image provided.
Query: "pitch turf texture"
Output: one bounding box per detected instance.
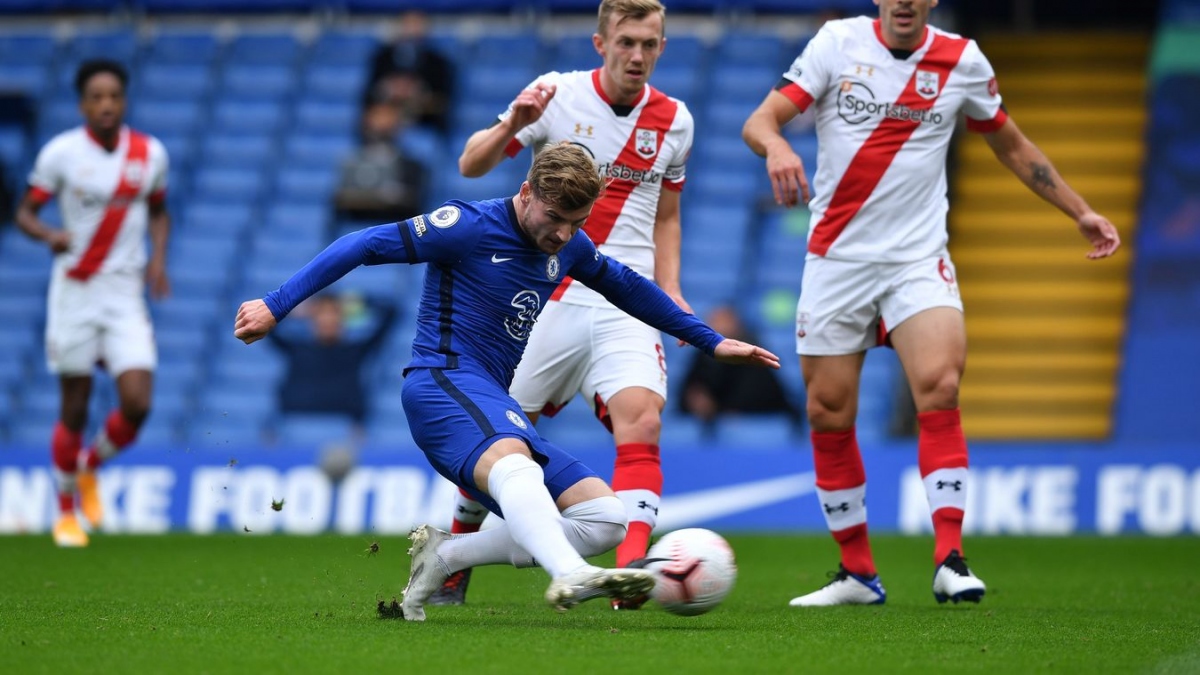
[2,535,1197,674]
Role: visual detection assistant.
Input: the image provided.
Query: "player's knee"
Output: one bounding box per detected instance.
[562,495,628,557]
[613,408,662,443]
[914,372,960,410]
[806,396,853,430]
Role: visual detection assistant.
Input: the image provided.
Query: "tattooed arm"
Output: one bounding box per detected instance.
[983,117,1121,259]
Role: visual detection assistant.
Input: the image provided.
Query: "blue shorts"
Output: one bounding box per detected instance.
[401,367,599,518]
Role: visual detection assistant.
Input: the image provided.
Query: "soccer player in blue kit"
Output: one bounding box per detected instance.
[234,144,779,620]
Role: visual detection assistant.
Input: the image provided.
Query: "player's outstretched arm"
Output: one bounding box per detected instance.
[459,82,556,177]
[984,118,1121,259]
[234,299,277,345]
[743,90,810,207]
[713,339,781,369]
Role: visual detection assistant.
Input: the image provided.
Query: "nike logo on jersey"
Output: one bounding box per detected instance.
[491,254,513,263]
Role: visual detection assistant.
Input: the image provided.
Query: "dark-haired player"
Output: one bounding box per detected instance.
[15,59,171,547]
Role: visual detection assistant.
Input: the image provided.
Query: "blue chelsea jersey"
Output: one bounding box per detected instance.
[263,197,722,390]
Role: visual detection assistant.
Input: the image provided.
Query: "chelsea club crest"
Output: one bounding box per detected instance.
[546,255,560,280]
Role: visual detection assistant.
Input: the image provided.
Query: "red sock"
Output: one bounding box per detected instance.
[83,410,140,470]
[450,487,486,534]
[918,408,969,563]
[612,442,662,567]
[812,428,876,577]
[52,422,82,514]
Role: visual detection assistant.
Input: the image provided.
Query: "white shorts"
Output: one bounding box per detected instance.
[45,269,157,377]
[509,302,668,422]
[796,252,963,356]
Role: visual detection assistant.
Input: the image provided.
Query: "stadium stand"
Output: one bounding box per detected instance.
[0,3,906,451]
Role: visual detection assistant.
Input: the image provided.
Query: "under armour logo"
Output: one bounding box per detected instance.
[636,500,659,515]
[457,506,485,517]
[574,123,593,136]
[823,502,850,514]
[936,480,963,492]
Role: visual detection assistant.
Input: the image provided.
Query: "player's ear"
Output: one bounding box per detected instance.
[592,32,604,56]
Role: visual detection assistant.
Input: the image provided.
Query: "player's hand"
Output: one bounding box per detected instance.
[507,83,556,130]
[44,229,70,254]
[766,145,810,208]
[146,258,170,299]
[1077,211,1121,259]
[712,339,781,369]
[234,299,278,345]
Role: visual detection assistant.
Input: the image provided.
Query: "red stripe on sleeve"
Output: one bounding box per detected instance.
[148,189,167,207]
[504,137,524,158]
[778,82,815,112]
[67,131,150,281]
[808,35,970,257]
[966,108,1008,134]
[27,186,53,205]
[663,178,685,192]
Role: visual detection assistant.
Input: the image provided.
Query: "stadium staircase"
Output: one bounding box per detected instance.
[949,32,1149,439]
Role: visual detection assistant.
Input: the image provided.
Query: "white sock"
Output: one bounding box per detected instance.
[477,453,589,578]
[438,495,627,575]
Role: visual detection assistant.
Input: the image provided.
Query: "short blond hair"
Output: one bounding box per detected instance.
[528,142,605,212]
[597,0,666,37]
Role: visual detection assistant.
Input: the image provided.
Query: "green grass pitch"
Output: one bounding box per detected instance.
[2,534,1197,674]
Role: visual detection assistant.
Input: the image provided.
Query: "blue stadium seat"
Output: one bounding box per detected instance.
[211,100,286,135]
[656,35,707,72]
[262,203,329,239]
[152,296,224,331]
[0,34,59,66]
[702,99,761,133]
[186,408,270,448]
[474,33,546,70]
[276,167,338,203]
[451,101,503,134]
[202,133,276,169]
[156,325,209,361]
[155,357,204,393]
[302,65,368,102]
[39,101,83,139]
[140,63,214,98]
[136,415,183,447]
[200,383,276,418]
[179,201,255,237]
[283,133,355,169]
[145,31,221,65]
[462,65,537,104]
[69,30,140,63]
[224,32,303,66]
[551,35,600,73]
[192,167,266,203]
[0,63,51,99]
[0,296,45,325]
[714,415,798,449]
[130,100,205,136]
[220,64,297,100]
[650,66,702,105]
[209,354,285,387]
[309,30,379,67]
[716,32,790,69]
[293,100,358,135]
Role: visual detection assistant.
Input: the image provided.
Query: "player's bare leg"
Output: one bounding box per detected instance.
[791,352,887,606]
[52,376,92,547]
[78,369,152,528]
[890,307,985,603]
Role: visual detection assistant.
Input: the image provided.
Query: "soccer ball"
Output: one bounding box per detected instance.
[644,528,737,616]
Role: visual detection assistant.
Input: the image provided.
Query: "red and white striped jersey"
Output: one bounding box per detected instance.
[28,126,169,278]
[502,69,694,306]
[778,17,1006,262]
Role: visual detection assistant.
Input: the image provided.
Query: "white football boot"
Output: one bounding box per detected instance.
[789,564,887,607]
[545,566,656,612]
[932,550,986,604]
[399,525,453,621]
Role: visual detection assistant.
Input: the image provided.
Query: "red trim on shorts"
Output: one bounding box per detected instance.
[67,130,150,281]
[808,34,969,257]
[592,392,614,434]
[539,400,568,418]
[778,82,815,112]
[966,108,1009,133]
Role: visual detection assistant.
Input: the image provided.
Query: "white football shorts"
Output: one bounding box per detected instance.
[509,302,668,420]
[795,251,963,355]
[45,269,157,377]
